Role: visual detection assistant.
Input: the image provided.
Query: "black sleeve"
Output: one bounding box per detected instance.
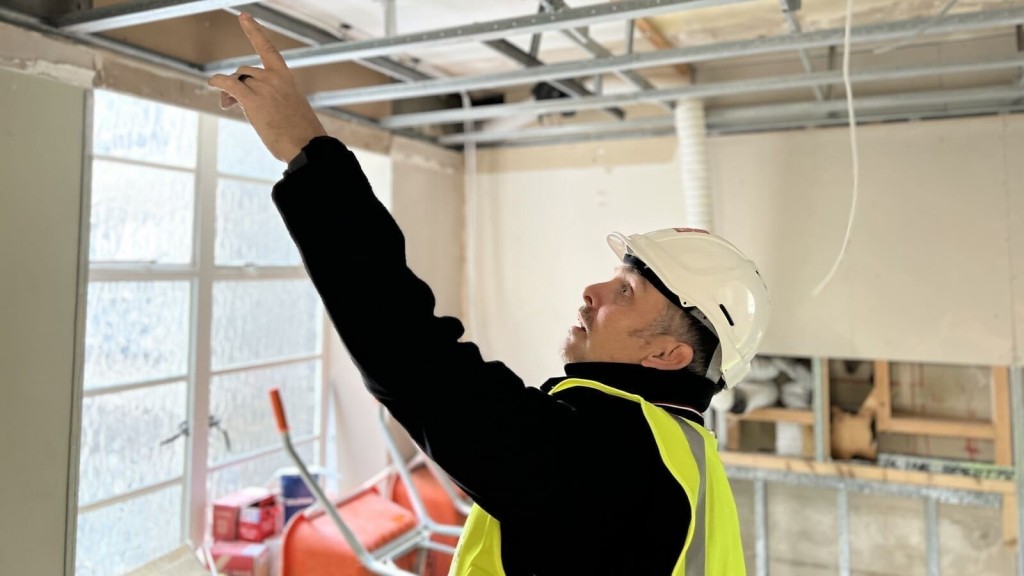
[271,136,584,520]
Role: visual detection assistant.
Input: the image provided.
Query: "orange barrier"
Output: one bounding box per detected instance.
[280,489,420,576]
[390,467,468,576]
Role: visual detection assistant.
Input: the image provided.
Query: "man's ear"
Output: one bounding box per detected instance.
[641,341,694,371]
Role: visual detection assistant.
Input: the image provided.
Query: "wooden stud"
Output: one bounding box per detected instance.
[609,1,691,79]
[872,359,892,429]
[727,415,741,452]
[821,357,832,461]
[802,424,816,459]
[1003,494,1019,547]
[992,366,1013,467]
[631,18,692,78]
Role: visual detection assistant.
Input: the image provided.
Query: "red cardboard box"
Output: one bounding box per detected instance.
[212,487,277,542]
[238,499,280,542]
[209,541,270,576]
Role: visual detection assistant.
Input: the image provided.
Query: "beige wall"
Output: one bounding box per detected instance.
[0,68,86,575]
[473,140,691,385]
[474,115,1024,380]
[713,115,1019,366]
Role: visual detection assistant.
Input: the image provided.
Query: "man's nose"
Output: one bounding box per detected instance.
[582,281,608,308]
[582,284,596,308]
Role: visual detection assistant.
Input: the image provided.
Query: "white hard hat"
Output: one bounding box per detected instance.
[607,228,770,388]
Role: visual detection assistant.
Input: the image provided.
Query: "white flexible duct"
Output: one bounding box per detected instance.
[675,97,724,437]
[674,98,712,231]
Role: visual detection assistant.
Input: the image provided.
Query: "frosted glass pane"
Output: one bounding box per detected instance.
[215,178,301,266]
[89,160,194,264]
[211,280,321,369]
[209,361,320,465]
[208,443,316,501]
[75,485,182,576]
[84,282,190,389]
[79,382,187,506]
[92,90,197,168]
[217,117,285,181]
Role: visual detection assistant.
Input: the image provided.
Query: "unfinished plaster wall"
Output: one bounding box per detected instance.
[0,66,86,576]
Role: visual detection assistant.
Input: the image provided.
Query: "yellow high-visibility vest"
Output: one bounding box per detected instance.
[449,378,746,576]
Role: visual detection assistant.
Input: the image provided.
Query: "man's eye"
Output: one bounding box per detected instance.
[620,284,632,295]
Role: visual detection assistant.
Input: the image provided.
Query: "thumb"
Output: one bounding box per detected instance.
[220,91,238,110]
[209,74,247,107]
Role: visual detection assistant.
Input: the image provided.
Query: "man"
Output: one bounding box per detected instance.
[210,13,770,575]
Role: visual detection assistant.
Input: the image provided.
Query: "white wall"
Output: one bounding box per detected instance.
[0,68,86,575]
[472,115,1024,383]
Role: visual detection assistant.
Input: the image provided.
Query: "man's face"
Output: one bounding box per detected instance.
[561,266,678,365]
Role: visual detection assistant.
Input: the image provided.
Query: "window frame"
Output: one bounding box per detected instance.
[72,92,330,571]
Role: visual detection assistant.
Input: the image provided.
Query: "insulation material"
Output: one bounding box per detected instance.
[831,408,877,461]
[775,422,806,457]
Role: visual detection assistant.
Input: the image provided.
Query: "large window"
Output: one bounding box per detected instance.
[76,91,327,575]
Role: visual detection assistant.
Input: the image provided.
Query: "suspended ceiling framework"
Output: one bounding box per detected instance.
[3,0,1024,148]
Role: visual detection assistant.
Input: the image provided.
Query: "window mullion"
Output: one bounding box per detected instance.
[184,114,218,548]
[319,311,331,471]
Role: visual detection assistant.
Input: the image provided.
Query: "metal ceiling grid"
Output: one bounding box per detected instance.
[1,0,1024,148]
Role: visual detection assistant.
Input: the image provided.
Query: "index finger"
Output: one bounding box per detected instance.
[239,13,288,71]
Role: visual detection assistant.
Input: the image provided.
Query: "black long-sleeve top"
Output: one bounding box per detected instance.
[272,136,722,575]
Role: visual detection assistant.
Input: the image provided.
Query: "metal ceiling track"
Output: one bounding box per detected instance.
[304,7,1024,108]
[437,85,1024,145]
[1,1,1023,148]
[202,0,748,72]
[383,55,1024,128]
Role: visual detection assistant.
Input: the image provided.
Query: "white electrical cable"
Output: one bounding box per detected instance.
[812,0,859,297]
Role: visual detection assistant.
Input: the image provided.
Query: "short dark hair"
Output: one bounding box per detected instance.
[646,302,725,394]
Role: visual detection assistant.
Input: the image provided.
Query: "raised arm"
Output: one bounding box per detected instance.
[207,13,585,521]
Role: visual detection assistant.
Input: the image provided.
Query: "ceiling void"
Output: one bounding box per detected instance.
[2,0,1024,147]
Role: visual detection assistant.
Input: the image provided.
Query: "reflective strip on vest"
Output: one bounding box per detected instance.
[678,415,707,576]
[449,378,745,576]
